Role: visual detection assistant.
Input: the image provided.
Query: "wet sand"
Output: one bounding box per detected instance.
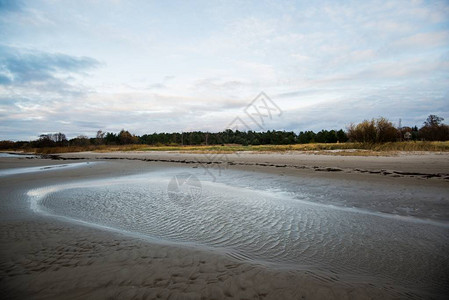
[1,152,448,299]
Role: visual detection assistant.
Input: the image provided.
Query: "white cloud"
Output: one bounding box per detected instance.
[0,0,448,140]
[393,31,449,48]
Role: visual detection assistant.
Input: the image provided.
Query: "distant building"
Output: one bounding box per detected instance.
[404,132,412,140]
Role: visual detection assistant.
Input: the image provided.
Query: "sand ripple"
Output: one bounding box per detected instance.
[28,169,449,295]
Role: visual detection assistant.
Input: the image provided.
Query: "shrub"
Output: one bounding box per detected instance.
[347,118,399,143]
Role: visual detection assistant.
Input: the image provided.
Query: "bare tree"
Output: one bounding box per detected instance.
[420,115,449,141]
[96,130,105,145]
[51,132,67,143]
[424,115,444,127]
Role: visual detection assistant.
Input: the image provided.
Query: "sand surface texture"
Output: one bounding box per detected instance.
[1,152,448,299]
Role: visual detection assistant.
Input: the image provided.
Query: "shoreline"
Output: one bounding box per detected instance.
[53,150,449,183]
[3,149,449,179]
[1,155,448,299]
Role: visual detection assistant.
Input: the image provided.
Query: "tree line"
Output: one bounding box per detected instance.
[347,115,448,143]
[0,115,448,150]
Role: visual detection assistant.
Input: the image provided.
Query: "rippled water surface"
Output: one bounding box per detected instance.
[28,167,449,295]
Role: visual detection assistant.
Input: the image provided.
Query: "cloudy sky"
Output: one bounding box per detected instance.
[1,0,448,140]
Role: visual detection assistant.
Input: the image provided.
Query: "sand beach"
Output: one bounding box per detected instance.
[1,151,448,299]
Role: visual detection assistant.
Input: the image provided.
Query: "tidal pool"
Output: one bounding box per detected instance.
[28,167,449,296]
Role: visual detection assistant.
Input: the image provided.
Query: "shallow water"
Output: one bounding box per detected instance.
[0,153,37,158]
[27,167,449,296]
[0,162,94,177]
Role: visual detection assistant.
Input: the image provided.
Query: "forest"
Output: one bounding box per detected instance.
[1,115,448,150]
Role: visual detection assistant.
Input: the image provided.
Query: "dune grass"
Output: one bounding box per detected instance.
[25,141,449,155]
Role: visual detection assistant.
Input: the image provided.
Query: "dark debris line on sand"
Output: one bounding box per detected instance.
[44,154,449,181]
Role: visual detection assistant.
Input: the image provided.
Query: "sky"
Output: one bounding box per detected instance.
[1,0,448,140]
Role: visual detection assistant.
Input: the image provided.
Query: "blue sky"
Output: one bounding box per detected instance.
[1,0,448,140]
